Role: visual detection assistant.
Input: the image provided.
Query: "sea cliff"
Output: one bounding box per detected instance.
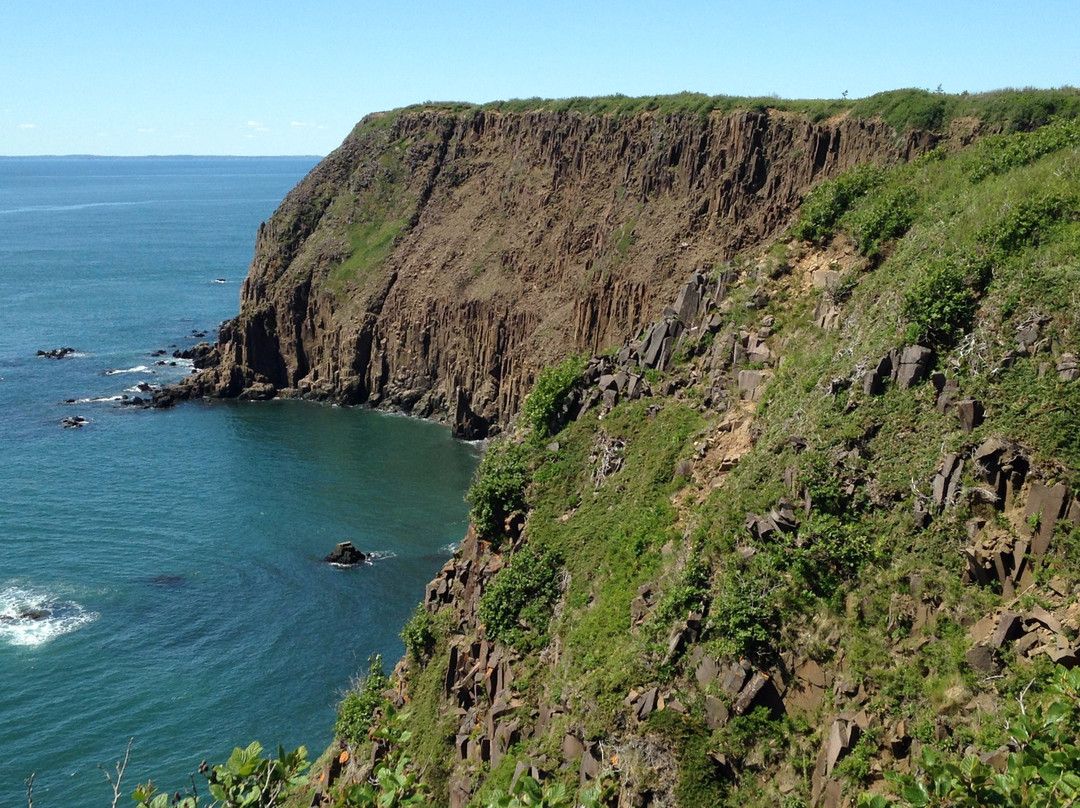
[176,100,925,437]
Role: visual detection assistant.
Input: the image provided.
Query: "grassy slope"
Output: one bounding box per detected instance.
[359,113,1080,807]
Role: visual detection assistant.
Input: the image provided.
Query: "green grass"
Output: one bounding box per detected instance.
[360,87,1080,135]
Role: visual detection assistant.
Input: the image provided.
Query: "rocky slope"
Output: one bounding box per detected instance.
[173,103,926,437]
[270,96,1080,808]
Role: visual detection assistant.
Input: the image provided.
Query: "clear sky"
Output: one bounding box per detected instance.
[2,0,1077,156]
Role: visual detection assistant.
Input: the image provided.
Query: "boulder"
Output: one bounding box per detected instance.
[895,345,933,390]
[965,644,1000,674]
[1058,353,1079,382]
[324,542,367,566]
[956,399,984,434]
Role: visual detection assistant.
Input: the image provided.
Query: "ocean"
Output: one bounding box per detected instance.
[0,157,479,808]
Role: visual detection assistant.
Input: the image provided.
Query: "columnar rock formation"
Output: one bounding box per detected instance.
[177,105,926,437]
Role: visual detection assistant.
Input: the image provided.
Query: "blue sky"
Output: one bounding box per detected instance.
[2,0,1077,156]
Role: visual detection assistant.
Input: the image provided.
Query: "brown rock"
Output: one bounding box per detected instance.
[989,613,1023,649]
[965,645,1000,673]
[1024,481,1070,556]
[956,399,984,434]
[705,695,730,729]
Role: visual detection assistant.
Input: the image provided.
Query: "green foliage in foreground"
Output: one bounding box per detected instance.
[329,707,428,808]
[483,773,615,808]
[133,742,308,808]
[860,665,1080,808]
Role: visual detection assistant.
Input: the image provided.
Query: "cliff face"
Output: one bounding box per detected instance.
[185,106,926,437]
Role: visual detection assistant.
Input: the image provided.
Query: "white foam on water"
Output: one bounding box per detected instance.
[0,586,98,647]
[439,543,460,555]
[365,550,397,561]
[104,365,154,375]
[71,395,124,404]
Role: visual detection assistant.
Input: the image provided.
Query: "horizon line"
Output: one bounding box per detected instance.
[0,153,327,160]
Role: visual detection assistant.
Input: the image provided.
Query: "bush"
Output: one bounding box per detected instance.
[791,514,876,598]
[334,655,389,745]
[850,186,918,256]
[793,164,887,243]
[477,546,562,651]
[901,259,977,347]
[521,355,586,441]
[708,566,780,661]
[401,606,437,662]
[133,742,309,808]
[467,442,530,542]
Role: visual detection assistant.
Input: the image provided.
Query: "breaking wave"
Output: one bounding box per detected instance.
[0,586,98,647]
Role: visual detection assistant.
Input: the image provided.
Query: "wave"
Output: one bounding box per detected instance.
[104,365,154,375]
[69,395,124,404]
[0,200,154,216]
[0,586,98,647]
[439,543,460,555]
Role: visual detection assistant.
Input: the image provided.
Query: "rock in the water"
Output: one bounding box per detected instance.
[61,415,89,428]
[37,347,77,359]
[325,542,367,566]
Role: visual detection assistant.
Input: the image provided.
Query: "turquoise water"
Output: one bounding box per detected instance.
[0,158,479,807]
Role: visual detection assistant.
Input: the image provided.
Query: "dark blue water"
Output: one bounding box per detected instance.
[0,158,478,808]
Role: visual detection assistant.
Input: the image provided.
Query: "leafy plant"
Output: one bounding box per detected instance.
[484,775,574,808]
[861,665,1080,807]
[901,258,977,347]
[133,742,308,808]
[477,546,563,651]
[467,442,530,543]
[521,355,587,441]
[849,185,918,256]
[793,164,887,243]
[400,606,437,662]
[334,655,389,745]
[331,707,429,808]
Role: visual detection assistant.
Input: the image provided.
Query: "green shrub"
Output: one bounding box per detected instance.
[850,185,918,256]
[521,355,587,441]
[791,514,876,599]
[976,190,1080,256]
[793,164,887,243]
[965,117,1080,181]
[860,665,1080,807]
[477,546,562,651]
[708,566,780,661]
[901,259,977,347]
[467,442,530,542]
[401,606,437,662]
[334,655,389,745]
